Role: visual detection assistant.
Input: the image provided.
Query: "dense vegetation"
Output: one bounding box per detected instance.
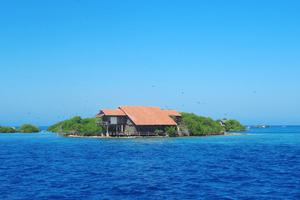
[18,124,40,133]
[0,126,17,133]
[47,114,245,137]
[223,119,246,132]
[165,126,177,137]
[0,124,40,133]
[180,112,225,136]
[48,116,103,136]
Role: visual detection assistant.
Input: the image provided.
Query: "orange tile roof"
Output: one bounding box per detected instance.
[100,109,126,116]
[119,106,178,126]
[164,110,182,117]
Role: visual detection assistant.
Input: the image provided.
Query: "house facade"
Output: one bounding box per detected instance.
[96,106,181,136]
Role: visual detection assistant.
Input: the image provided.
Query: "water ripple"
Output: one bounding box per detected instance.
[0,127,300,199]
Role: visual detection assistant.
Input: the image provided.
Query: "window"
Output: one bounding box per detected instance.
[110,117,117,124]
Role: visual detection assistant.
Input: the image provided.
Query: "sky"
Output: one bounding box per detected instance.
[0,0,300,126]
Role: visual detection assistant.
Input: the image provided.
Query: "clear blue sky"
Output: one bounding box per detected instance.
[0,0,299,126]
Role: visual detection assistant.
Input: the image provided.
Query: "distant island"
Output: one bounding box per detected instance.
[0,124,40,133]
[48,106,245,137]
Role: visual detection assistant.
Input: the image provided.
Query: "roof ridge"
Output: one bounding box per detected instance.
[119,106,177,126]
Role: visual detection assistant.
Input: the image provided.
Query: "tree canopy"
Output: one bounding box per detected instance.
[0,126,17,133]
[1,124,40,133]
[48,116,103,136]
[18,124,40,133]
[180,112,224,136]
[223,119,246,132]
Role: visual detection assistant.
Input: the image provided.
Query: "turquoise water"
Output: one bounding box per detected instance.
[0,126,300,199]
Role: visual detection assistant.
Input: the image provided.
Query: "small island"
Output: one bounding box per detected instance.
[0,126,17,133]
[18,124,40,133]
[48,106,245,137]
[0,124,40,133]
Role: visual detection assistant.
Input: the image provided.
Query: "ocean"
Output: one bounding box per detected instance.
[0,126,299,199]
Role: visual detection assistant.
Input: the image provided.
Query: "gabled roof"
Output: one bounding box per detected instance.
[99,109,126,116]
[164,110,182,117]
[119,106,177,126]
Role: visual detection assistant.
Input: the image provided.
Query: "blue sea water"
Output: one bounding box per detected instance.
[0,126,300,200]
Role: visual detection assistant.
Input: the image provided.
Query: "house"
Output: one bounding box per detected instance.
[96,106,181,136]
